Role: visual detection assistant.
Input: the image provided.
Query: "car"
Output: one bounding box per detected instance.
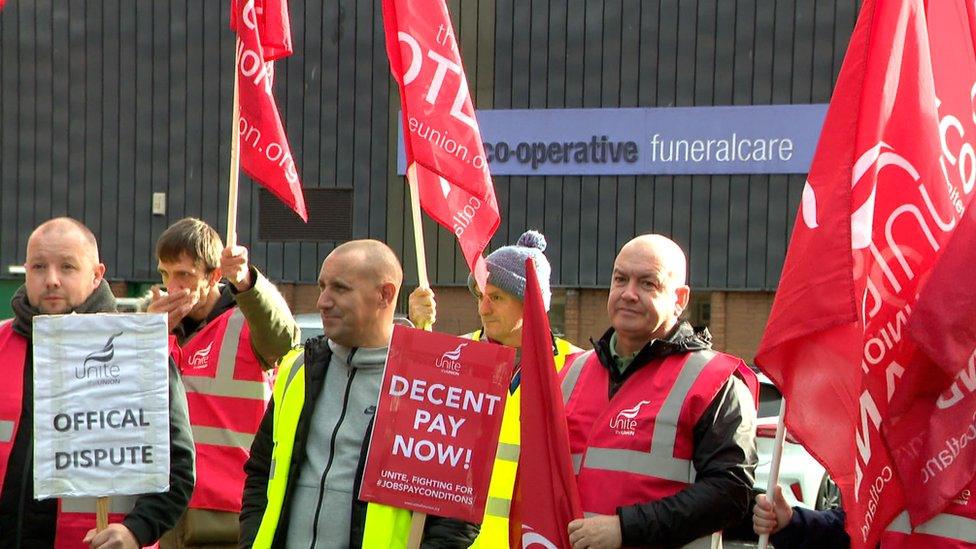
[294,312,415,342]
[754,372,842,512]
[295,312,325,341]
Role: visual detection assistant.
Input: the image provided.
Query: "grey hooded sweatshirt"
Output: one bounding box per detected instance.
[284,340,386,549]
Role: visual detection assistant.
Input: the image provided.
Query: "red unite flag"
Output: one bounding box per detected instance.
[508,259,582,549]
[382,0,499,288]
[755,1,976,547]
[230,0,307,221]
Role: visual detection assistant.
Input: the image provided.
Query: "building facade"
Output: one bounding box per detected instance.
[0,1,859,360]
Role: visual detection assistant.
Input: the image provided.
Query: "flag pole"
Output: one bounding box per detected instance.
[226,41,242,248]
[96,496,109,532]
[758,399,787,549]
[407,163,433,330]
[405,164,430,546]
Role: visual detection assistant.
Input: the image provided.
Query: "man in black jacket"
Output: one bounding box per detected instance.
[239,239,477,548]
[0,217,195,548]
[563,234,758,548]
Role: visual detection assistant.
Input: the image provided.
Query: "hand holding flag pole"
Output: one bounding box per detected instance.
[757,400,787,549]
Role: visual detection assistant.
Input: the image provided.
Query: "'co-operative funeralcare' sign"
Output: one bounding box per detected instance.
[33,313,170,499]
[397,104,827,176]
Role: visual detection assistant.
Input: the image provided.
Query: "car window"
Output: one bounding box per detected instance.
[758,383,783,418]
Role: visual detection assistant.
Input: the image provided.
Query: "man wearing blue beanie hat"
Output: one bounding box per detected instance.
[407,229,582,548]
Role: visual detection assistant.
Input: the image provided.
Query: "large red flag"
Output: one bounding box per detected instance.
[382,0,499,287]
[230,0,307,221]
[755,1,976,546]
[508,259,582,548]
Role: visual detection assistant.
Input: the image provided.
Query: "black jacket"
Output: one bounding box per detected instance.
[771,507,849,548]
[0,283,195,548]
[240,336,479,548]
[589,322,758,548]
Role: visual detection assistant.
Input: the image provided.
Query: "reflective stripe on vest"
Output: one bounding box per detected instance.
[182,309,268,401]
[57,496,152,549]
[254,348,306,548]
[60,495,140,514]
[268,350,306,484]
[562,351,592,405]
[0,321,27,493]
[886,510,976,542]
[565,351,715,483]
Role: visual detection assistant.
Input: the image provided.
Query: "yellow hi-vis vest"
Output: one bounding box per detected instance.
[253,348,307,548]
[362,331,582,549]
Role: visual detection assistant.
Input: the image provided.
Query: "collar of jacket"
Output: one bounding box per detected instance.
[592,321,713,382]
[10,280,117,338]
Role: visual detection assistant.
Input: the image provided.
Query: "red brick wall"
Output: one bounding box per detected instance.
[275,282,773,362]
[710,291,774,363]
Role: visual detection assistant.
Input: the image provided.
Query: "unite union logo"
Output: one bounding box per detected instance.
[610,400,651,436]
[188,341,214,370]
[520,525,559,549]
[435,342,466,375]
[76,331,124,385]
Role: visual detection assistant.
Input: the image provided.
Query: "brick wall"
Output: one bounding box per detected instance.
[275,281,773,362]
[710,291,774,363]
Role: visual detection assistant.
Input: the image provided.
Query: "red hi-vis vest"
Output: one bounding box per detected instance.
[0,322,152,548]
[881,481,976,548]
[561,349,756,549]
[175,308,273,512]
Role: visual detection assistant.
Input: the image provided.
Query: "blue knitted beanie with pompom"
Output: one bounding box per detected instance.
[467,230,552,310]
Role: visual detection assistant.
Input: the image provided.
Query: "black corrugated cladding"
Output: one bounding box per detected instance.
[0,1,857,290]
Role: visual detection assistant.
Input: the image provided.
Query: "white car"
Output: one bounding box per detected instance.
[294,312,414,342]
[295,312,325,341]
[754,372,841,511]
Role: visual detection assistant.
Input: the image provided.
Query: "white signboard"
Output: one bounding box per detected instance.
[32,314,170,499]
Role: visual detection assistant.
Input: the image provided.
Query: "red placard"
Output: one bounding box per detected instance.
[360,325,514,522]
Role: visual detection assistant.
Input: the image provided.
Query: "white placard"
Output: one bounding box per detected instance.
[32,313,170,499]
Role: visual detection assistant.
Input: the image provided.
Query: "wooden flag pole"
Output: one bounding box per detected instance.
[407,164,433,332]
[406,164,430,547]
[226,43,242,248]
[96,496,109,533]
[758,399,788,549]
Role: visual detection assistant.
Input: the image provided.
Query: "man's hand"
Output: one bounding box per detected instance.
[568,515,622,549]
[408,287,437,329]
[221,245,253,292]
[83,524,139,549]
[753,485,794,536]
[147,286,196,332]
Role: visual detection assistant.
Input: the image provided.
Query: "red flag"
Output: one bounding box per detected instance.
[382,0,499,287]
[755,1,976,546]
[414,168,498,288]
[508,259,582,548]
[230,0,307,221]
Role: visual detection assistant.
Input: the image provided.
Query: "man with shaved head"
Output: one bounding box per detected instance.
[0,218,195,548]
[561,234,758,549]
[240,240,478,548]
